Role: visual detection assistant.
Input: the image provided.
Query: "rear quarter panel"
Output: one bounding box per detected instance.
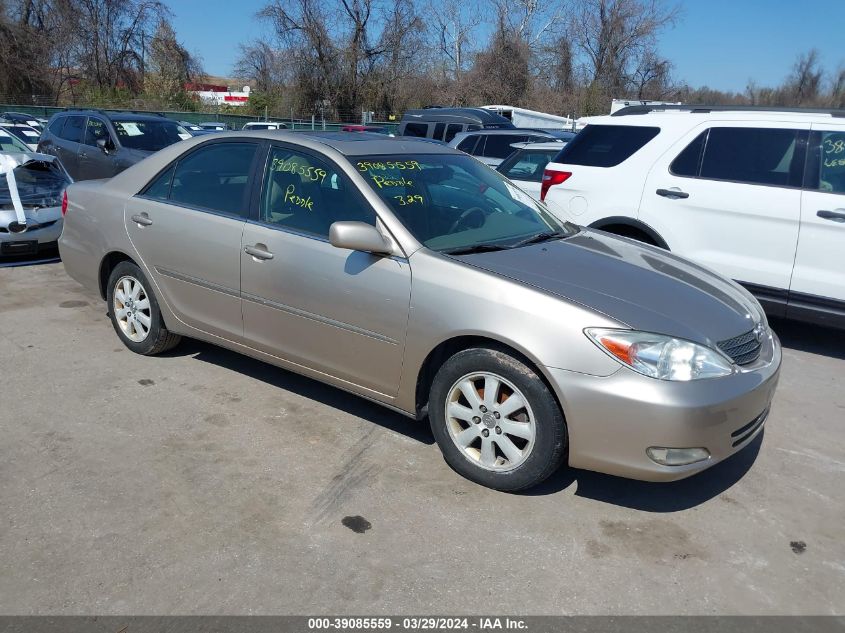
[59,179,136,297]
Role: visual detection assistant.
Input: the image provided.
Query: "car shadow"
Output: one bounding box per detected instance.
[167,339,766,511]
[769,317,845,360]
[166,339,436,445]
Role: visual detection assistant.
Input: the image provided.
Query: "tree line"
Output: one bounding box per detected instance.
[1,0,844,120]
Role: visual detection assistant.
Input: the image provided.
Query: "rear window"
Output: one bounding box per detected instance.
[403,122,429,138]
[498,149,558,182]
[554,124,659,167]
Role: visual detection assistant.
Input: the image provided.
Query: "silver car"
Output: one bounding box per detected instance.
[59,131,781,491]
[1,150,71,258]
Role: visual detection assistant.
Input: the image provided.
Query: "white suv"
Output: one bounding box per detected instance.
[540,105,845,329]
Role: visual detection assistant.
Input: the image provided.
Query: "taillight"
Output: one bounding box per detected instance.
[540,169,572,201]
[61,190,68,216]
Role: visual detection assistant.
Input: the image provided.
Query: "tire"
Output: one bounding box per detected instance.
[429,346,567,491]
[106,260,181,355]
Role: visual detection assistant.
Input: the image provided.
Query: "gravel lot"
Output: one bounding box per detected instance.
[1,261,843,615]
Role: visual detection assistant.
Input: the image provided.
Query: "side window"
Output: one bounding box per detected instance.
[444,124,463,143]
[805,130,845,195]
[48,117,65,135]
[670,130,707,177]
[169,142,257,216]
[403,123,429,138]
[699,127,804,187]
[83,118,110,147]
[500,151,555,182]
[261,147,375,237]
[483,135,526,159]
[433,122,446,141]
[456,135,479,153]
[59,116,86,143]
[142,164,176,201]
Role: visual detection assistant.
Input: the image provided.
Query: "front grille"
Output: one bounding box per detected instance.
[731,408,769,447]
[718,328,763,365]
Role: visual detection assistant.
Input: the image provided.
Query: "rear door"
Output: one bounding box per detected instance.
[789,123,845,325]
[53,115,86,179]
[125,139,261,340]
[640,122,808,310]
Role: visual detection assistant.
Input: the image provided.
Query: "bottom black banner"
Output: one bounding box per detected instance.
[0,617,842,633]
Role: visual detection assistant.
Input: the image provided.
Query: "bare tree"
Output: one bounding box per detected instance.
[783,49,823,105]
[573,0,678,110]
[143,18,203,107]
[68,0,167,93]
[234,39,284,93]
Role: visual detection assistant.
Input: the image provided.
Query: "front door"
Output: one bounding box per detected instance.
[789,123,845,324]
[640,122,808,311]
[125,140,261,340]
[77,116,117,181]
[240,144,411,396]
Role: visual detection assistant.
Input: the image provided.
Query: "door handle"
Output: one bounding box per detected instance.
[817,209,845,223]
[244,244,274,261]
[656,188,690,199]
[80,151,87,158]
[131,213,153,227]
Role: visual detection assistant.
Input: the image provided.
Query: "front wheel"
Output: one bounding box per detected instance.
[429,347,567,491]
[107,261,181,355]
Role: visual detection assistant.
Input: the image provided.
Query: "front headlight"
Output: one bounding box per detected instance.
[585,328,734,381]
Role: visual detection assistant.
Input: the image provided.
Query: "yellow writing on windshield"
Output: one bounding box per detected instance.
[357,160,421,172]
[371,175,414,189]
[393,194,424,206]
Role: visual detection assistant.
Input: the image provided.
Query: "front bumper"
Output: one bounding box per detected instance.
[0,207,63,257]
[548,331,781,481]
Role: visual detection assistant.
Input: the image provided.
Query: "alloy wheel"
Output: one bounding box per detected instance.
[444,372,536,472]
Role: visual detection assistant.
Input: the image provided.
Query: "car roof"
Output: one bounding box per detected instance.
[460,128,558,136]
[53,110,171,122]
[401,107,513,126]
[588,105,845,129]
[211,130,460,156]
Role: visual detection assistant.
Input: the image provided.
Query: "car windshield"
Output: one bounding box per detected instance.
[0,131,30,152]
[353,153,575,252]
[112,119,189,151]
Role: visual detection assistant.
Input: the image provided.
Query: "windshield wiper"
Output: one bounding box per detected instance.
[443,243,511,255]
[509,231,564,249]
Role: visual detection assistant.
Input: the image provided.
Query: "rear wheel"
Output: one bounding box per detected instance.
[107,261,181,355]
[429,347,567,491]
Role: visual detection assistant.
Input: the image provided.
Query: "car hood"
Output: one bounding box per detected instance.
[453,229,762,346]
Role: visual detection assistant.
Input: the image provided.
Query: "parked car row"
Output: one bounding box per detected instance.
[6,102,841,493]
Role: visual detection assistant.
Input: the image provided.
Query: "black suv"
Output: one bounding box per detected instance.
[38,110,190,181]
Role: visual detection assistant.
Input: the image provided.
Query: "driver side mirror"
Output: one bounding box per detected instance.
[329,221,393,255]
[96,138,112,154]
